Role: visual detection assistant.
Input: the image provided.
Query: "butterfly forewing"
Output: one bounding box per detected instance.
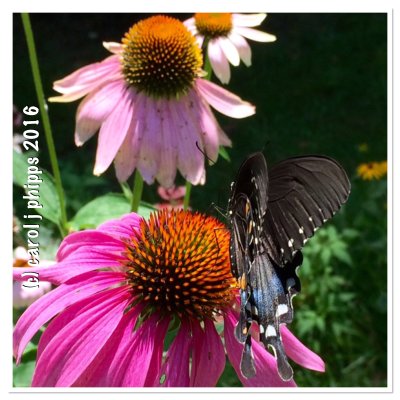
[264,156,351,264]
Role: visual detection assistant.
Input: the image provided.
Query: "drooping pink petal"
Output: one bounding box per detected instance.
[224,311,296,387]
[143,317,172,387]
[207,39,231,84]
[93,86,135,175]
[13,271,126,363]
[218,37,240,66]
[56,230,125,261]
[232,13,267,27]
[187,89,229,163]
[113,129,136,182]
[196,79,255,119]
[190,319,225,386]
[228,33,252,66]
[74,80,128,146]
[155,319,192,387]
[32,286,131,386]
[71,305,143,386]
[281,325,325,372]
[136,96,163,184]
[183,17,197,34]
[97,212,142,240]
[102,41,124,54]
[155,100,178,188]
[158,186,186,201]
[233,26,277,43]
[106,314,170,386]
[113,92,147,182]
[49,55,121,103]
[168,95,205,185]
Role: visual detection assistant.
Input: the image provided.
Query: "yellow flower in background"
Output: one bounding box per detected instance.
[357,143,369,153]
[357,161,387,180]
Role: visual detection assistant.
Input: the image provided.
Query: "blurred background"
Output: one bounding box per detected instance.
[13,13,387,387]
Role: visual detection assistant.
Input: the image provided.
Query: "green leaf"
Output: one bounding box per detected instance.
[218,146,231,162]
[120,181,133,202]
[13,343,37,387]
[13,150,61,225]
[69,193,156,230]
[13,360,35,387]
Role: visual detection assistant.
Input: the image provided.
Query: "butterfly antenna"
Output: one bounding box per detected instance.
[196,141,216,165]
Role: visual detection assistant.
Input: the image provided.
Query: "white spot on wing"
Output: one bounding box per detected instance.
[299,227,304,234]
[276,304,289,317]
[266,325,277,337]
[288,238,294,248]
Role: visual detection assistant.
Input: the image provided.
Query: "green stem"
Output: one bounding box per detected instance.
[203,52,213,80]
[183,181,192,211]
[131,170,144,213]
[21,13,68,236]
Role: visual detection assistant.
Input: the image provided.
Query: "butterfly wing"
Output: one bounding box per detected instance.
[228,152,350,382]
[263,155,351,264]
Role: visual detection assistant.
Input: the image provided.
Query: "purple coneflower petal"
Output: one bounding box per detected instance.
[183,17,196,31]
[97,212,142,239]
[13,271,126,363]
[102,41,124,54]
[187,89,229,163]
[232,13,267,27]
[114,93,147,182]
[49,55,121,103]
[136,97,163,184]
[233,26,277,43]
[196,79,256,118]
[228,32,252,66]
[169,96,205,185]
[94,86,134,176]
[207,39,231,84]
[107,314,170,386]
[75,80,128,146]
[32,286,130,386]
[57,230,125,261]
[218,37,241,66]
[156,319,192,387]
[190,319,225,386]
[71,306,142,386]
[156,101,178,188]
[281,325,325,372]
[224,311,296,387]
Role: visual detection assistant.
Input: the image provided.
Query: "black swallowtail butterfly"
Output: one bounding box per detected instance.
[228,152,350,381]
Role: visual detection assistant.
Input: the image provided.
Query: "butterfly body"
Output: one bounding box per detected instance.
[228,152,350,381]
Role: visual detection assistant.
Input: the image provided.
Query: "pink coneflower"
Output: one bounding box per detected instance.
[184,13,276,84]
[13,210,324,387]
[49,15,255,188]
[155,185,186,210]
[13,247,52,309]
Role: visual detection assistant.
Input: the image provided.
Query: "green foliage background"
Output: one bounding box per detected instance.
[13,13,387,387]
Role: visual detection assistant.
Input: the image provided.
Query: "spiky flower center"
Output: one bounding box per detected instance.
[121,15,203,99]
[195,13,233,38]
[125,210,235,321]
